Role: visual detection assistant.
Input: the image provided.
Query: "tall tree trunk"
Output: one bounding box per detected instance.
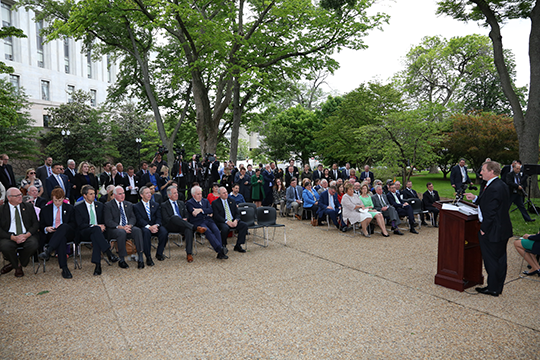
[230,78,241,163]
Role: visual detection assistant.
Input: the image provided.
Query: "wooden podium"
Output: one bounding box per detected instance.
[434,200,484,291]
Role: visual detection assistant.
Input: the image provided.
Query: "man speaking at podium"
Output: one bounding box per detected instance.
[465,161,512,297]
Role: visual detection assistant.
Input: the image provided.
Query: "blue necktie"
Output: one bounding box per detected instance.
[145,202,151,220]
[174,201,180,217]
[119,204,127,226]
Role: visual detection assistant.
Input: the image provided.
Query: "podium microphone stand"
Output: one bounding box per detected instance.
[522,164,540,216]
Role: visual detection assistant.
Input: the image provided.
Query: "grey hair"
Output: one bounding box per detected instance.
[191,185,202,195]
[139,186,149,196]
[112,186,124,195]
[67,159,75,165]
[218,186,227,194]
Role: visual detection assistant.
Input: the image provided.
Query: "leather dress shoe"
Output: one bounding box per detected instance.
[475,287,499,296]
[108,254,120,263]
[156,254,165,261]
[382,233,390,237]
[14,266,24,277]
[38,247,51,261]
[196,226,206,234]
[525,218,536,222]
[138,261,145,269]
[234,245,246,253]
[61,267,73,279]
[93,263,102,276]
[434,224,439,228]
[217,251,229,259]
[394,229,404,235]
[410,228,419,234]
[341,226,349,232]
[523,269,540,276]
[187,254,194,263]
[146,257,155,266]
[118,260,129,269]
[1,263,13,274]
[295,214,302,221]
[421,221,428,226]
[222,246,228,255]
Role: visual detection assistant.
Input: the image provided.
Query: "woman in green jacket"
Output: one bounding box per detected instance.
[251,168,265,207]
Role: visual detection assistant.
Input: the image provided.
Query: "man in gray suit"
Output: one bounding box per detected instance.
[286,177,303,220]
[371,185,403,235]
[36,156,53,184]
[104,186,146,269]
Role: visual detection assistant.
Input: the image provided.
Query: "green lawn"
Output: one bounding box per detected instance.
[408,172,540,236]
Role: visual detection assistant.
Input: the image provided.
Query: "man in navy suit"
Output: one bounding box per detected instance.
[466,161,512,296]
[133,186,168,262]
[317,185,347,231]
[38,188,75,279]
[422,182,440,227]
[450,158,474,190]
[341,163,351,180]
[46,163,70,200]
[74,185,119,276]
[262,164,275,206]
[186,186,228,259]
[402,180,427,226]
[212,187,247,252]
[64,159,77,203]
[386,183,418,234]
[359,165,374,184]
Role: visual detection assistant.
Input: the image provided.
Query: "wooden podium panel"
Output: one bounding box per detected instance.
[434,200,483,291]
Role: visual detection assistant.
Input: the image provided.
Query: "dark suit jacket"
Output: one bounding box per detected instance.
[39,202,76,236]
[99,171,113,188]
[500,165,512,181]
[450,165,470,187]
[186,197,213,227]
[317,190,340,218]
[262,170,275,190]
[312,169,323,181]
[161,199,189,229]
[74,173,99,199]
[133,200,163,228]
[505,170,528,194]
[210,161,220,184]
[386,191,406,209]
[341,169,351,180]
[64,168,77,186]
[33,197,47,209]
[330,169,340,181]
[0,164,16,189]
[0,202,39,238]
[284,172,296,188]
[371,193,390,211]
[422,190,440,209]
[475,177,512,242]
[36,164,52,184]
[136,169,148,179]
[141,172,163,189]
[359,170,374,184]
[212,197,241,225]
[45,173,70,199]
[103,200,137,230]
[74,200,105,231]
[402,188,419,200]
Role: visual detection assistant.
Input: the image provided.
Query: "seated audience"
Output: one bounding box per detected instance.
[514,232,540,276]
[317,179,329,195]
[212,187,248,253]
[207,183,220,205]
[313,178,321,192]
[422,182,440,227]
[372,185,403,235]
[134,186,168,263]
[312,164,324,181]
[341,183,372,237]
[317,185,347,232]
[104,186,145,269]
[302,180,320,213]
[402,180,427,226]
[186,186,228,260]
[386,183,418,234]
[337,183,345,204]
[359,165,374,183]
[21,168,43,197]
[38,188,75,279]
[0,188,39,278]
[286,178,303,220]
[230,183,246,205]
[322,168,332,183]
[301,165,312,182]
[273,179,286,216]
[359,183,389,237]
[349,168,357,182]
[74,185,120,276]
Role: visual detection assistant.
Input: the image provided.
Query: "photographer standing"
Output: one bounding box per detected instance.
[450,159,474,190]
[153,148,168,175]
[171,150,188,199]
[187,154,200,199]
[505,160,535,222]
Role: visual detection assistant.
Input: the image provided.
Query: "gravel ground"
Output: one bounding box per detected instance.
[1,217,539,359]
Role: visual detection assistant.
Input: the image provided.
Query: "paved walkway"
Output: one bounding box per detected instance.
[1,218,539,359]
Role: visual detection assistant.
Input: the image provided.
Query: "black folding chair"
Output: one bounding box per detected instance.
[239,207,263,249]
[256,207,286,247]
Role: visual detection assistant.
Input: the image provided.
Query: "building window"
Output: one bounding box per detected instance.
[64,37,70,74]
[2,2,13,61]
[107,54,111,83]
[9,74,19,93]
[87,49,92,79]
[67,85,74,103]
[41,80,50,101]
[90,89,96,107]
[43,114,50,128]
[36,20,44,68]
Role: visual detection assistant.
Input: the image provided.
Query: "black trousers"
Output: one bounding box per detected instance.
[78,226,111,264]
[396,205,415,226]
[479,233,508,294]
[0,235,39,268]
[165,217,194,255]
[141,226,168,257]
[216,220,248,247]
[46,223,75,269]
[510,193,532,221]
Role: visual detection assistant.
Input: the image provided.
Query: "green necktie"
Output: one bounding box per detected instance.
[15,206,23,235]
[224,200,233,222]
[89,204,97,225]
